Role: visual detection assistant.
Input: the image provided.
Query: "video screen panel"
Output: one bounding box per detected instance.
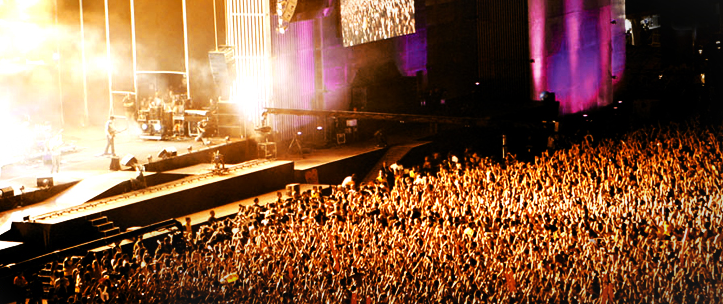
[341,0,415,47]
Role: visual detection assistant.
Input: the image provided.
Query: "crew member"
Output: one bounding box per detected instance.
[195,117,210,145]
[172,99,185,137]
[342,173,357,190]
[103,116,116,156]
[374,129,387,147]
[122,93,136,121]
[47,130,63,174]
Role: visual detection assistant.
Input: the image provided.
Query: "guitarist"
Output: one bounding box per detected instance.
[103,116,117,156]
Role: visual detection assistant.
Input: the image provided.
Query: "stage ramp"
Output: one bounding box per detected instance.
[49,171,143,208]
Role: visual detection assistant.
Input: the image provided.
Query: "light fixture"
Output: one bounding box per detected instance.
[121,154,138,167]
[157,147,178,159]
[0,187,14,197]
[37,177,54,188]
[316,126,323,130]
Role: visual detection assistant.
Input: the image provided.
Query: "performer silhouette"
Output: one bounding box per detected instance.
[103,116,116,156]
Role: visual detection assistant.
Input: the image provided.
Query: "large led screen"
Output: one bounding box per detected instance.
[341,0,415,47]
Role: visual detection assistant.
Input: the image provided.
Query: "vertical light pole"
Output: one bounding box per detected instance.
[54,0,64,126]
[104,0,114,116]
[213,0,218,51]
[79,0,89,125]
[131,0,138,98]
[182,0,191,98]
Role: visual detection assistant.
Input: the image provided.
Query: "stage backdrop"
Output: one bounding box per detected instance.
[528,0,626,114]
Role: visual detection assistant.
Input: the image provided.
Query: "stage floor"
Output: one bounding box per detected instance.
[0,123,433,237]
[0,125,234,191]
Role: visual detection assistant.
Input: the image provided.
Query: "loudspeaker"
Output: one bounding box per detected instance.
[280,0,297,22]
[540,91,556,103]
[37,176,54,188]
[209,51,232,100]
[286,183,300,197]
[121,154,138,167]
[109,157,121,171]
[0,186,14,197]
[157,147,178,159]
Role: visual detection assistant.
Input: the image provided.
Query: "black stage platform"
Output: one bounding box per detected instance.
[0,123,435,266]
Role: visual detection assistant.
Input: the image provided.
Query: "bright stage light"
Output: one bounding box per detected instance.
[227,0,272,130]
[96,57,113,72]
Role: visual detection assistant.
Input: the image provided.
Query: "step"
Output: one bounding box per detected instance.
[100,227,120,237]
[93,221,114,231]
[88,216,108,226]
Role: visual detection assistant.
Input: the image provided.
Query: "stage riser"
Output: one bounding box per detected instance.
[4,162,293,261]
[294,149,386,185]
[89,173,191,202]
[293,143,434,186]
[0,182,79,212]
[107,163,292,230]
[141,139,256,172]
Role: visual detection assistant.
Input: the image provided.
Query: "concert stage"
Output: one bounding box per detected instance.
[0,159,293,264]
[0,123,434,266]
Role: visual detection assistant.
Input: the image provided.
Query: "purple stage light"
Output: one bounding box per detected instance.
[528,0,626,114]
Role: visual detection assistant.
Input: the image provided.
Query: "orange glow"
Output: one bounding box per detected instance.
[0,0,54,63]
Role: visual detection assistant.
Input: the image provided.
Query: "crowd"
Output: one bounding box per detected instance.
[341,0,415,46]
[13,119,723,303]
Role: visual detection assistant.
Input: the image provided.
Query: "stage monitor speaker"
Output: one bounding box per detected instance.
[37,177,54,188]
[157,147,178,159]
[0,186,14,197]
[209,51,232,100]
[109,157,121,171]
[121,154,138,167]
[286,183,301,197]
